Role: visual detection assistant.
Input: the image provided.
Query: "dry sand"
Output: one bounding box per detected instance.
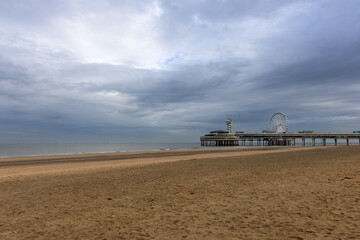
[0,146,359,239]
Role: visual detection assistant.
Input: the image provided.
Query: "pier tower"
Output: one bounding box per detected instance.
[226,117,232,133]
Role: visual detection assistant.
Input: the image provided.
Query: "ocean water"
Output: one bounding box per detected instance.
[1,139,358,158]
[0,142,203,158]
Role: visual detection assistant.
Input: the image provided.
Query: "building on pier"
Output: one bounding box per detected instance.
[200,117,239,146]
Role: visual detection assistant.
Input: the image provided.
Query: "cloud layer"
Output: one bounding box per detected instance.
[0,0,359,143]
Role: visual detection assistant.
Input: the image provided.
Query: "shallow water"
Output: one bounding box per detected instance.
[0,142,203,158]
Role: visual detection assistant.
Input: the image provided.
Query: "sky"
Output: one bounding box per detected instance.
[0,0,359,143]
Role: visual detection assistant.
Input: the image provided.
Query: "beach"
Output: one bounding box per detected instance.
[0,146,359,239]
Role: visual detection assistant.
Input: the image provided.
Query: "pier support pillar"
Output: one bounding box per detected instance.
[312,138,315,146]
[322,139,326,146]
[346,139,349,146]
[302,138,305,146]
[335,139,337,146]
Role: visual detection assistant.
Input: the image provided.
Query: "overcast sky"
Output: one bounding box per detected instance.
[0,0,359,143]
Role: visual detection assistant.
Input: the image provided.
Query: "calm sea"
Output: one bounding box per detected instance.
[0,142,204,158]
[1,139,357,158]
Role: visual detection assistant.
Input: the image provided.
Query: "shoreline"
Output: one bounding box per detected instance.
[1,140,358,159]
[0,146,316,181]
[0,145,289,161]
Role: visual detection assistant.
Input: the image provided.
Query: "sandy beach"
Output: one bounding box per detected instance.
[0,146,359,239]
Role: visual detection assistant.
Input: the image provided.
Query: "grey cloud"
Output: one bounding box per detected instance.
[0,0,70,29]
[159,0,302,24]
[62,60,247,108]
[0,57,29,84]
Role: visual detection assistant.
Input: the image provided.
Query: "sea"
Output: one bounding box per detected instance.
[0,142,204,158]
[0,139,357,158]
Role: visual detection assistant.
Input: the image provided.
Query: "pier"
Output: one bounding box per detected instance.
[233,132,360,146]
[201,132,360,146]
[200,114,360,147]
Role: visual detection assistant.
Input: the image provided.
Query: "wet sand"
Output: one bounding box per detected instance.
[0,146,359,239]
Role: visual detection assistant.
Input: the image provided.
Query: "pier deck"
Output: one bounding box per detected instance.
[201,132,360,146]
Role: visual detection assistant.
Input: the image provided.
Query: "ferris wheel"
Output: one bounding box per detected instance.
[270,112,289,133]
